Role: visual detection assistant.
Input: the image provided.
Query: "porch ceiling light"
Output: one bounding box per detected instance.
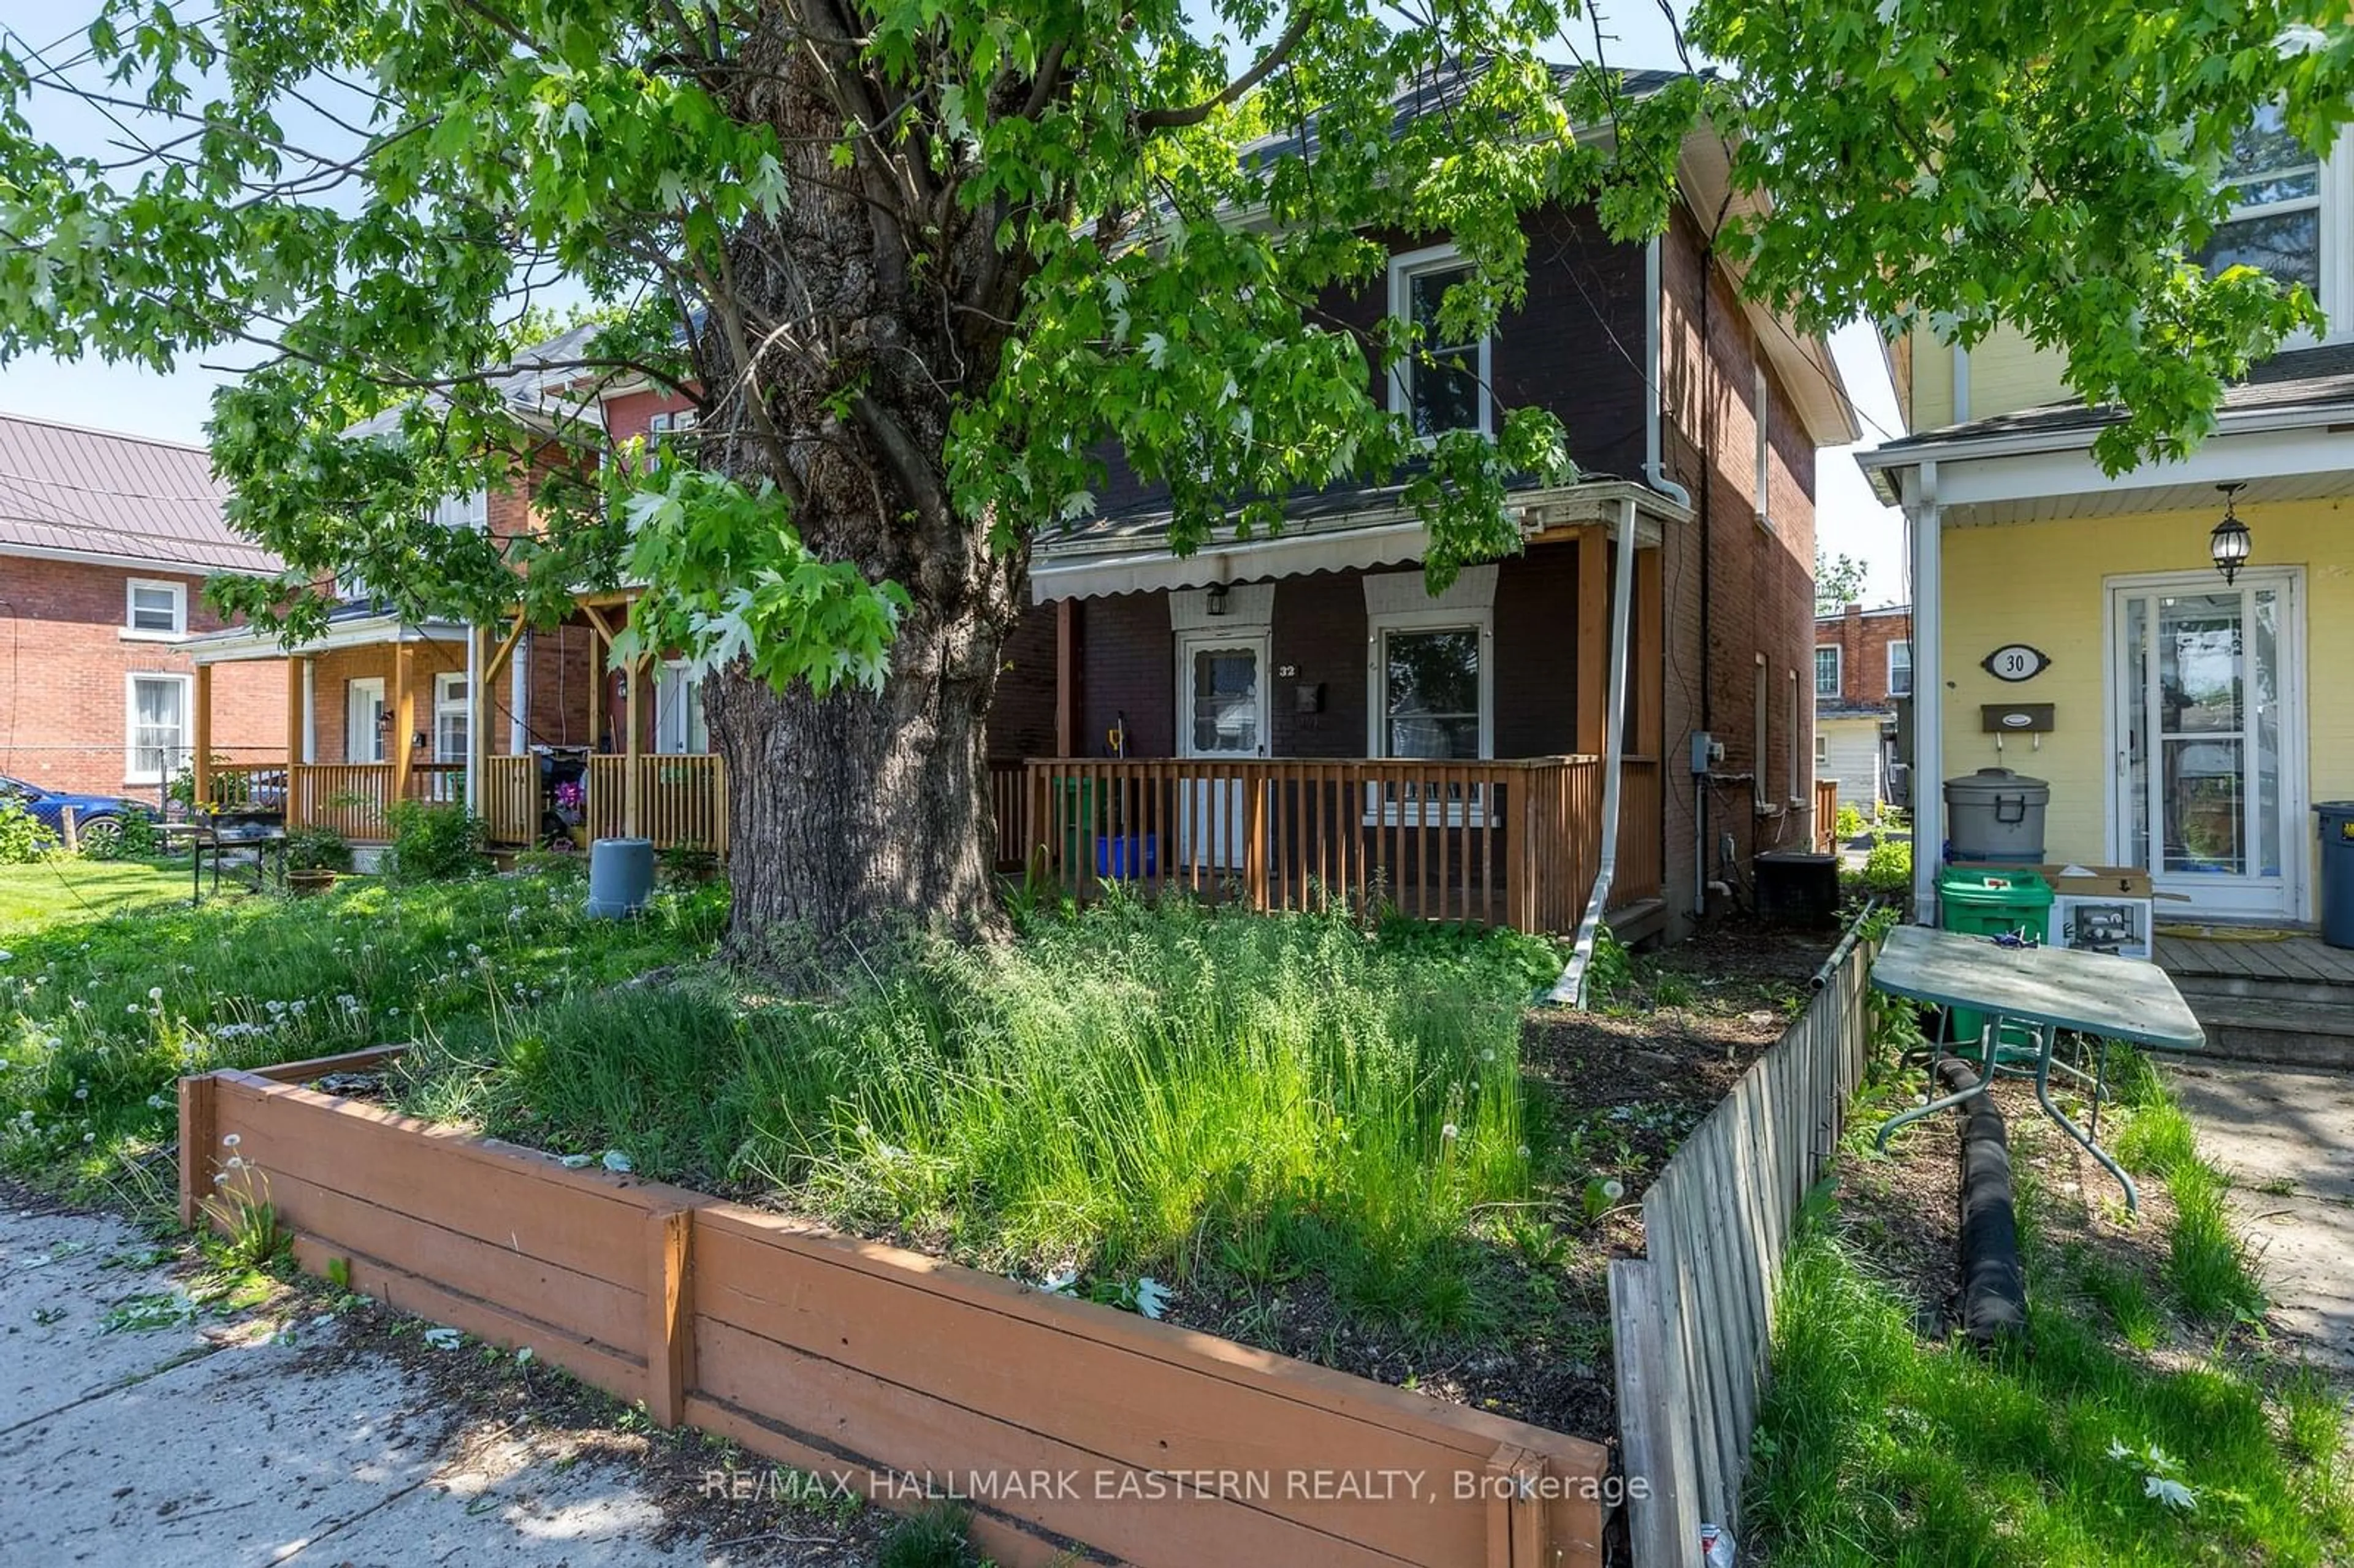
[2210,483,2252,586]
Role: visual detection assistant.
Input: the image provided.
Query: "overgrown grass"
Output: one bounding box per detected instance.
[397,897,1563,1338]
[0,861,726,1204]
[1748,1055,2349,1566]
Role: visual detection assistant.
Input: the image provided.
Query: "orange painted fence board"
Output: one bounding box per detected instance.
[1815,777,1841,853]
[186,1049,1606,1568]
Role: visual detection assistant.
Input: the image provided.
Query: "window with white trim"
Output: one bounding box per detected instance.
[647,408,701,463]
[1364,572,1496,826]
[654,662,709,754]
[1753,365,1773,533]
[125,673,189,785]
[1788,670,1801,802]
[1815,645,1842,698]
[2194,104,2323,295]
[428,490,489,531]
[1753,655,1770,809]
[1887,639,1914,698]
[125,578,186,635]
[1387,246,1491,438]
[1815,733,1829,768]
[433,672,470,763]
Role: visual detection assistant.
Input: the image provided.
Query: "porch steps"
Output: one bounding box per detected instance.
[2157,932,2354,1071]
[1607,897,1670,949]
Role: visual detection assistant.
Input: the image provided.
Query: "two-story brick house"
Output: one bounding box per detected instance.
[990,71,1857,940]
[0,412,284,802]
[1813,602,1913,815]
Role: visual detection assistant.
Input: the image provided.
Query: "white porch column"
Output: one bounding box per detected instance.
[508,632,529,754]
[1905,461,1943,924]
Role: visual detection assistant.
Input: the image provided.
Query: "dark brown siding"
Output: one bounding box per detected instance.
[987,602,1061,759]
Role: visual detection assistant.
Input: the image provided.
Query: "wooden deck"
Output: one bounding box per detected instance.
[2154,931,2354,988]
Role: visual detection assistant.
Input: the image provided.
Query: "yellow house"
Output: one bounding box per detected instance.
[1858,116,2354,927]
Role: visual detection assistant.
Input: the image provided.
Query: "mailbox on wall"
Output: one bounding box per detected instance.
[1981,702,2055,734]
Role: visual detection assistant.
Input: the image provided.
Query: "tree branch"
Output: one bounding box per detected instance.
[1135,9,1312,132]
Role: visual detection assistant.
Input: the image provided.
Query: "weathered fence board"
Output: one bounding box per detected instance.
[1615,935,1875,1564]
[188,1049,1607,1568]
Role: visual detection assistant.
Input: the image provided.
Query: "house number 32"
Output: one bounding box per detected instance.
[1981,644,2051,682]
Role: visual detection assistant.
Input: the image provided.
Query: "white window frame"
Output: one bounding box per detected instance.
[2201,113,2353,340]
[428,489,490,531]
[1887,639,1914,699]
[653,661,709,755]
[1814,644,1842,699]
[1386,244,1493,440]
[346,677,387,764]
[1364,602,1495,828]
[123,577,187,639]
[1787,669,1802,804]
[124,672,191,785]
[1753,655,1770,810]
[1753,364,1773,533]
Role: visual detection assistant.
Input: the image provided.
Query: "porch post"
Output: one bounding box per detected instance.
[467,623,492,814]
[622,604,644,837]
[1054,598,1080,759]
[1635,546,1663,759]
[390,641,416,804]
[283,657,305,828]
[191,661,214,807]
[1576,525,1607,756]
[1905,463,1943,924]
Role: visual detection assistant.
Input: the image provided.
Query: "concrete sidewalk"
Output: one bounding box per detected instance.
[2169,1059,2354,1371]
[0,1202,866,1567]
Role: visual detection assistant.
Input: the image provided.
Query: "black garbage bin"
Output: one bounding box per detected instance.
[2319,803,2354,949]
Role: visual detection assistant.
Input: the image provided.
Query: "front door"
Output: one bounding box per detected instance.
[346,677,386,764]
[2110,570,2304,920]
[1175,631,1268,870]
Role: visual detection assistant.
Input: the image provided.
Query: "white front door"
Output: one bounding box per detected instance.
[346,677,386,764]
[1175,631,1268,870]
[2109,569,2305,921]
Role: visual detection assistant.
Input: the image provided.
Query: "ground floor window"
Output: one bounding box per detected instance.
[433,672,470,763]
[1365,595,1493,825]
[125,673,189,785]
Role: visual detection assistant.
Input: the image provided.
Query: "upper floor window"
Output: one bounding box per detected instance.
[1753,365,1773,533]
[429,489,489,531]
[1814,644,1842,698]
[124,578,186,636]
[2194,105,2323,295]
[647,408,701,461]
[1887,639,1914,698]
[1387,246,1491,438]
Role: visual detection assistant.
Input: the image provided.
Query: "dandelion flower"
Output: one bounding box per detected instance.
[221,1133,241,1147]
[1441,1123,1460,1141]
[1602,1179,1626,1202]
[148,986,163,1001]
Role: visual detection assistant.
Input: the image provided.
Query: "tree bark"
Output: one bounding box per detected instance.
[695,25,1036,957]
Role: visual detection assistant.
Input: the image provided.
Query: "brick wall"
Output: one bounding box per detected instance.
[308,640,468,766]
[0,554,284,796]
[988,602,1062,759]
[1813,604,1912,710]
[1656,202,1823,924]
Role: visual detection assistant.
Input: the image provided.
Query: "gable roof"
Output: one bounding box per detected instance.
[0,411,278,574]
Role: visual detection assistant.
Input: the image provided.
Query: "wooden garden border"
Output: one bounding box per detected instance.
[182,1049,1609,1568]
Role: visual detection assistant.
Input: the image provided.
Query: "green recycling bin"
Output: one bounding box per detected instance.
[1937,866,2055,1057]
[1056,777,1096,875]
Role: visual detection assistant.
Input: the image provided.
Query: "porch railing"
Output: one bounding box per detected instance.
[585,754,729,853]
[291,764,395,841]
[483,755,538,847]
[200,762,288,815]
[988,759,1029,872]
[1016,756,1662,935]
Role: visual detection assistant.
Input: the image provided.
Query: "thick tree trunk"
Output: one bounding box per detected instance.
[694,27,1038,957]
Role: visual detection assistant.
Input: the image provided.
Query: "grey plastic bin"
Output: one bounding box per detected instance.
[1945,767,2050,864]
[2318,803,2354,950]
[585,836,655,919]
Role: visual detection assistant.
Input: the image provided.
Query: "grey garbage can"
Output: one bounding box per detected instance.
[1945,767,2051,864]
[585,836,655,919]
[2318,804,2354,949]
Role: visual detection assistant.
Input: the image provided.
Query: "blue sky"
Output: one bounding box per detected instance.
[0,0,1908,603]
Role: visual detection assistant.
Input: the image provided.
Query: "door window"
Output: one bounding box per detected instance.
[1187,648,1261,755]
[347,679,386,764]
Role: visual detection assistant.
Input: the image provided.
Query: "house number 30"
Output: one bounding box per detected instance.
[1981,644,2051,682]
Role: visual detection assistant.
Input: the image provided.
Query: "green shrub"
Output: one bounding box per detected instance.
[0,799,58,864]
[1834,802,1867,841]
[284,826,354,873]
[383,802,487,884]
[876,1505,981,1568]
[1859,833,1911,896]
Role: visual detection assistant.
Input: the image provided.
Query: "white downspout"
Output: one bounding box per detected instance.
[300,658,316,764]
[509,633,530,755]
[1550,493,1642,1005]
[1637,234,1703,928]
[463,630,481,814]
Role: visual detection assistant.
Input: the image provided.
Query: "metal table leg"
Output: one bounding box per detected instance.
[2033,1022,2139,1214]
[1876,1022,1996,1150]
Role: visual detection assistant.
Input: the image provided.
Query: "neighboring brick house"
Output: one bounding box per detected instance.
[997,69,1856,939]
[0,412,283,800]
[1812,603,1912,814]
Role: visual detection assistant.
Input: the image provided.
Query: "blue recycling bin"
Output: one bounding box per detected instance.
[2317,803,2354,949]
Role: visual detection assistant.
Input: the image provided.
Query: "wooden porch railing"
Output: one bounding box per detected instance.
[585,754,729,853]
[291,764,394,841]
[483,755,538,847]
[988,759,1029,872]
[200,763,287,815]
[1016,756,1660,935]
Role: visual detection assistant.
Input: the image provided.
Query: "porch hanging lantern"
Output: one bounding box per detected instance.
[2210,483,2252,585]
[1205,583,1229,616]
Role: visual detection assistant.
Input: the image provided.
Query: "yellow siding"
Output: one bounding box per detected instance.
[1940,497,2354,881]
[1905,323,2075,430]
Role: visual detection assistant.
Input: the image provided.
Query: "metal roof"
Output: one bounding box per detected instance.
[0,411,279,574]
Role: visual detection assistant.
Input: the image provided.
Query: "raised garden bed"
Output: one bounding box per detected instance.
[183,1046,1611,1568]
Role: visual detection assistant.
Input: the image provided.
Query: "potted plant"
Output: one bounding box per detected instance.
[284,825,354,896]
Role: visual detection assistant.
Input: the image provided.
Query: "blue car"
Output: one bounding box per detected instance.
[0,774,159,854]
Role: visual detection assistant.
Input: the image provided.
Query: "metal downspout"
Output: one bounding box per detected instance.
[1636,234,1700,926]
[1549,492,1642,1005]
